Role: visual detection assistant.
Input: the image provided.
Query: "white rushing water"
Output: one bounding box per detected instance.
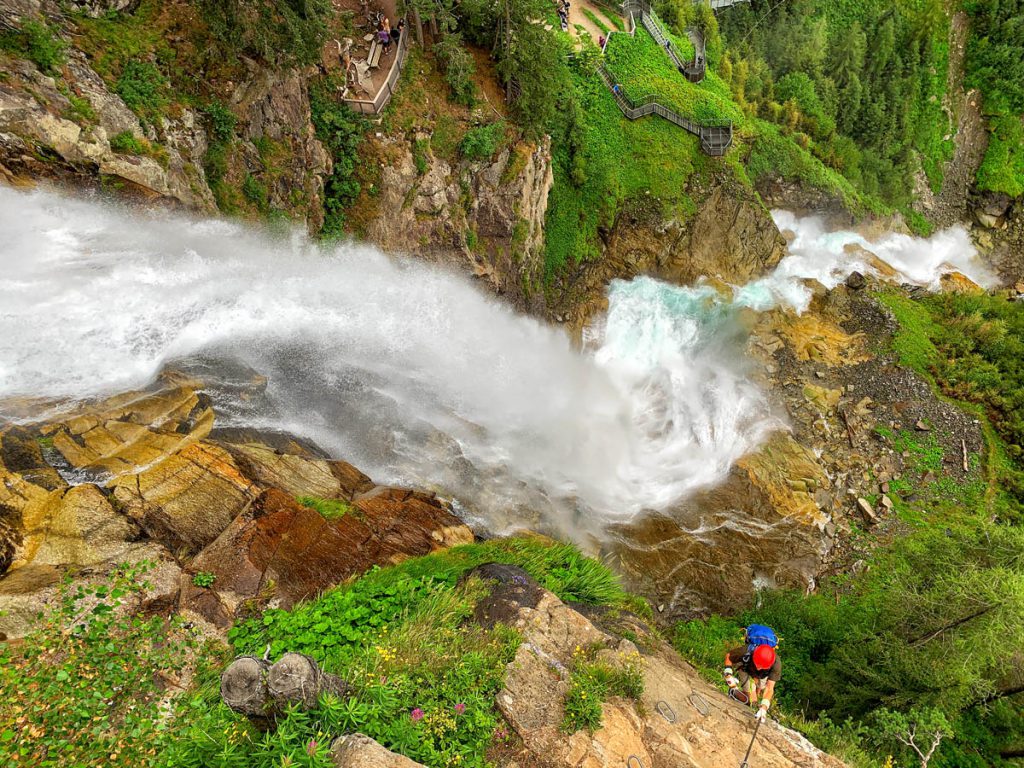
[0,188,772,534]
[0,188,995,535]
[733,210,999,313]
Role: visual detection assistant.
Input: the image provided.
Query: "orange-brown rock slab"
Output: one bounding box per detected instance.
[183,487,473,626]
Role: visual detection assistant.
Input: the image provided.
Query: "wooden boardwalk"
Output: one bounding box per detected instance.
[598,65,732,156]
[598,0,732,156]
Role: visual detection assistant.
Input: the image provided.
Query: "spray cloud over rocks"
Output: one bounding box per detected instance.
[0,188,772,535]
[0,189,994,535]
[732,210,998,313]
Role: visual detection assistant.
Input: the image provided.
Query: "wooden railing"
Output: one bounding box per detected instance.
[597,63,732,156]
[596,1,729,155]
[342,24,410,116]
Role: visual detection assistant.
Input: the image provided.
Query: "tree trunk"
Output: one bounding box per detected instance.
[412,8,424,46]
[221,652,349,726]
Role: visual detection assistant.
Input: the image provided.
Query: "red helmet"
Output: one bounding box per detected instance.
[752,645,776,670]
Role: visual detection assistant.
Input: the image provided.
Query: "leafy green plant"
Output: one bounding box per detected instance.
[242,174,269,212]
[0,19,66,73]
[309,80,367,237]
[433,34,477,107]
[115,60,168,123]
[192,571,216,588]
[561,644,644,733]
[870,708,953,768]
[65,93,97,124]
[582,8,611,35]
[197,0,332,67]
[413,138,430,175]
[202,100,237,145]
[108,130,169,166]
[460,122,506,161]
[110,130,147,154]
[297,495,352,520]
[0,562,199,767]
[200,101,237,209]
[173,575,521,768]
[603,24,742,124]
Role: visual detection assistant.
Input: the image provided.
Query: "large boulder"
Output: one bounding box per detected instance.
[108,441,259,555]
[490,571,846,768]
[181,486,473,626]
[330,734,426,768]
[29,383,259,556]
[223,441,375,501]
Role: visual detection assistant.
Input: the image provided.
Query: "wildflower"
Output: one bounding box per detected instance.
[454,702,466,715]
[306,738,318,756]
[411,708,425,722]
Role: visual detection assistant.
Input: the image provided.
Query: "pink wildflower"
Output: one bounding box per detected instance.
[454,702,466,715]
[411,708,425,722]
[306,739,318,756]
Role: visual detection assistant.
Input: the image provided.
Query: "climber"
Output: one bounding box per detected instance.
[723,624,781,722]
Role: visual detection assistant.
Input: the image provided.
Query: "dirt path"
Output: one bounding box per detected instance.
[567,0,621,45]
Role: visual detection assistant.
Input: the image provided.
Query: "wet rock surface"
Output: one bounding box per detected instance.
[364,135,554,314]
[0,374,474,638]
[555,177,786,334]
[182,486,472,627]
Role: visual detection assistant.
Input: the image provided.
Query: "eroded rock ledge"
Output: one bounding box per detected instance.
[0,372,472,638]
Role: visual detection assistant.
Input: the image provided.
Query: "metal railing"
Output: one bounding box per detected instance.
[342,22,410,116]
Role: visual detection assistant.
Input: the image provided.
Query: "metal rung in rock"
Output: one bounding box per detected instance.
[655,700,677,723]
[689,692,711,716]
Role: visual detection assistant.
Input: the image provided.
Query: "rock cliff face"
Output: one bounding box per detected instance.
[487,566,846,768]
[364,135,554,313]
[0,48,215,209]
[0,374,472,638]
[551,178,787,332]
[0,1,330,228]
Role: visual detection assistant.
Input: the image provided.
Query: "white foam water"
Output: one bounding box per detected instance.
[0,187,773,534]
[0,188,994,535]
[734,210,999,313]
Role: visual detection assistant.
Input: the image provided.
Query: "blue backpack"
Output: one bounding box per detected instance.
[744,624,778,653]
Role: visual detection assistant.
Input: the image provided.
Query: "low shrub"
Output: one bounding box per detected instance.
[460,122,506,161]
[242,173,269,211]
[115,60,168,123]
[309,80,367,237]
[109,130,147,154]
[0,562,199,768]
[562,644,644,733]
[65,93,97,124]
[433,34,477,107]
[0,19,66,73]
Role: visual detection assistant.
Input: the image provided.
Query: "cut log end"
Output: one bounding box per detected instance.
[220,656,270,717]
[221,652,350,723]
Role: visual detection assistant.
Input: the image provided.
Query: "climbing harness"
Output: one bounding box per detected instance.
[655,700,677,723]
[688,691,711,716]
[627,756,645,768]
